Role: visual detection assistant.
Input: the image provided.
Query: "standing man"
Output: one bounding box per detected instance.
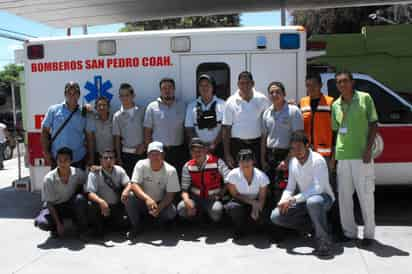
[144,78,186,174]
[185,74,225,157]
[177,138,230,223]
[87,96,114,164]
[222,71,270,168]
[113,83,145,177]
[41,82,94,169]
[0,121,10,169]
[261,81,303,201]
[271,132,335,257]
[124,141,181,239]
[332,71,378,247]
[34,147,88,239]
[85,150,132,237]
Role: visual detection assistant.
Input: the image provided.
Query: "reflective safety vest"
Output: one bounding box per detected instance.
[300,95,334,157]
[187,154,222,198]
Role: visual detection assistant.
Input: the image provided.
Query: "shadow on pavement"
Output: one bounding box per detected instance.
[357,239,410,257]
[276,237,344,260]
[37,236,85,251]
[0,185,42,219]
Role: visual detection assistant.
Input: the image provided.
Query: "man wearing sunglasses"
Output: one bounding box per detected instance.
[84,150,132,238]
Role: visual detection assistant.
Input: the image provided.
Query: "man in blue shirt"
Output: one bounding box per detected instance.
[41,81,94,169]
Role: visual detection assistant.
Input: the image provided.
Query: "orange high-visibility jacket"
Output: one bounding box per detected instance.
[300,95,334,157]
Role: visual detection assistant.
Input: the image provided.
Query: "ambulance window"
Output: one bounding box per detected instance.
[354,79,412,124]
[196,63,230,100]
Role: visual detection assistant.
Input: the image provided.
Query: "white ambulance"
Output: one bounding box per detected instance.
[20,26,307,191]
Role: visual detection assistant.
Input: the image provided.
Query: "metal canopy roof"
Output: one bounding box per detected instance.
[1,0,412,28]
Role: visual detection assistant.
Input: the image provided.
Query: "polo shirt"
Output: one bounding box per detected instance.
[86,165,130,205]
[42,102,89,162]
[262,103,304,149]
[112,105,145,149]
[222,89,270,140]
[42,167,86,204]
[281,150,335,204]
[86,112,113,154]
[332,91,378,160]
[131,159,181,202]
[184,96,225,143]
[143,98,186,146]
[226,167,269,200]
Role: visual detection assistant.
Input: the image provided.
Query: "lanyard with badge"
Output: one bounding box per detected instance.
[339,101,351,135]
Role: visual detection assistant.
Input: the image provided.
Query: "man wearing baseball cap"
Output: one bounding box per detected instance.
[185,74,226,157]
[177,138,230,223]
[124,141,180,240]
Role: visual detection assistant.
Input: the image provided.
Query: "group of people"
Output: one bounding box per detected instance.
[34,70,378,257]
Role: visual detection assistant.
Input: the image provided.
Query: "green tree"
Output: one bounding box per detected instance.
[0,64,23,106]
[292,4,412,36]
[120,14,240,32]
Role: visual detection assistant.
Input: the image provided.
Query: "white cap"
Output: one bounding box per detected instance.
[147,141,163,153]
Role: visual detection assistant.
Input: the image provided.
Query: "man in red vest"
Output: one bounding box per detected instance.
[177,138,231,222]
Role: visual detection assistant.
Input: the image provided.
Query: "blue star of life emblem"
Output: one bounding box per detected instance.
[84,75,113,102]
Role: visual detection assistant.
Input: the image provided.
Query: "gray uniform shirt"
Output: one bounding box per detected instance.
[143,98,186,146]
[112,105,145,149]
[181,155,231,192]
[87,112,113,154]
[85,165,130,205]
[42,167,86,204]
[131,159,181,202]
[262,103,304,149]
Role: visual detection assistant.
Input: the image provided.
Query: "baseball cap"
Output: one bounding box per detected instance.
[238,149,254,162]
[147,141,163,153]
[198,74,216,88]
[190,138,206,148]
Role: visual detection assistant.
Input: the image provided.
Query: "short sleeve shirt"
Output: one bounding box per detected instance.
[226,167,269,200]
[0,122,7,143]
[222,90,270,139]
[86,165,130,204]
[262,103,304,149]
[42,167,86,204]
[185,96,225,143]
[143,98,186,146]
[42,103,89,162]
[112,105,145,148]
[131,159,181,202]
[87,112,114,154]
[332,91,378,160]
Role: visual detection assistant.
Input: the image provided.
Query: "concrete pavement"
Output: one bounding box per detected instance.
[0,156,411,274]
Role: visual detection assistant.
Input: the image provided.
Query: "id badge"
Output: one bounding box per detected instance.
[339,127,348,134]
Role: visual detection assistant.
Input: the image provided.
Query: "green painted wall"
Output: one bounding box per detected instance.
[310,25,412,93]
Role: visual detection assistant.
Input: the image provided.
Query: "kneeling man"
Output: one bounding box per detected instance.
[125,141,180,239]
[178,138,230,223]
[270,132,335,256]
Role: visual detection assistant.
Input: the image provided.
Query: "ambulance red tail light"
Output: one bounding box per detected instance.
[307,41,327,51]
[27,45,44,59]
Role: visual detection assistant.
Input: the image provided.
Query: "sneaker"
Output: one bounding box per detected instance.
[360,238,374,247]
[339,235,357,243]
[233,230,246,241]
[315,238,332,257]
[49,231,59,238]
[127,227,143,240]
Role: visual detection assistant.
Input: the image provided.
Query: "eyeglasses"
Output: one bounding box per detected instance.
[102,156,114,160]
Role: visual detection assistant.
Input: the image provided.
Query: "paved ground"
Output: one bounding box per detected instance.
[0,156,411,274]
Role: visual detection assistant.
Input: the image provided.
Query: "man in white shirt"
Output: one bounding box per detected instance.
[271,132,335,257]
[185,74,225,157]
[225,149,269,240]
[222,71,270,168]
[0,121,10,169]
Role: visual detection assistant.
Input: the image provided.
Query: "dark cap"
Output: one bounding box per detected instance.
[198,74,216,88]
[238,149,254,162]
[190,138,206,148]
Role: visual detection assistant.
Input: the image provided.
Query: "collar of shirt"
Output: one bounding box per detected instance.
[157,97,177,107]
[239,167,257,185]
[234,89,257,104]
[337,90,359,106]
[55,167,75,184]
[120,105,139,112]
[296,149,314,169]
[62,101,80,113]
[196,95,217,109]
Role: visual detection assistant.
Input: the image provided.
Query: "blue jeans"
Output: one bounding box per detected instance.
[270,193,333,240]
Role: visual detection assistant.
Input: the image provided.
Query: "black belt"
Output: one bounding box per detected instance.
[267,148,289,155]
[232,137,260,145]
